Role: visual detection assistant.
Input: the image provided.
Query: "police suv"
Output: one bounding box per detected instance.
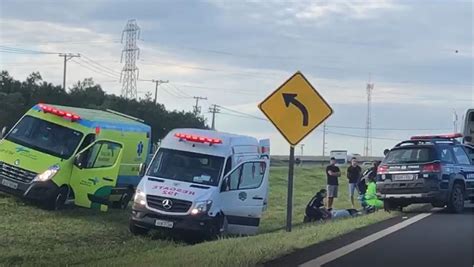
[377,134,474,213]
[129,129,270,236]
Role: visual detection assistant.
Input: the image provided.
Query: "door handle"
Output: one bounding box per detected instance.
[102,177,114,182]
[252,196,264,200]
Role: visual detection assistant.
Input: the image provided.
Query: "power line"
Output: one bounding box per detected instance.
[326,125,452,131]
[326,130,401,141]
[80,55,122,76]
[166,83,193,98]
[75,58,121,79]
[71,59,120,80]
[0,46,59,55]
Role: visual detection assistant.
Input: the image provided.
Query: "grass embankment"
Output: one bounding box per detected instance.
[0,166,395,266]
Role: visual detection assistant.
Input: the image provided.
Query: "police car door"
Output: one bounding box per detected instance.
[219,159,269,235]
[458,145,474,197]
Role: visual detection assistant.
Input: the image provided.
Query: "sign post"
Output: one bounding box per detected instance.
[259,71,333,232]
[286,145,295,232]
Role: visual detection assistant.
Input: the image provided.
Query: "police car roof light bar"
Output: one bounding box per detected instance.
[410,133,463,140]
[38,103,81,122]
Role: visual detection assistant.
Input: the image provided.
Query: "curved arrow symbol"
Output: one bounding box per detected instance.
[283,93,309,126]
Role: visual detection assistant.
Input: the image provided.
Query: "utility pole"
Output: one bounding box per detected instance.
[209,104,220,130]
[59,53,80,90]
[300,144,305,156]
[152,80,169,104]
[193,96,208,115]
[453,109,458,133]
[322,123,327,156]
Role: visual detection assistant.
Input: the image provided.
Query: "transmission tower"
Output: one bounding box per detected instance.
[364,82,375,157]
[120,19,141,99]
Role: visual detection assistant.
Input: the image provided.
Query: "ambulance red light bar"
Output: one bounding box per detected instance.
[174,133,222,144]
[38,104,81,121]
[410,133,463,140]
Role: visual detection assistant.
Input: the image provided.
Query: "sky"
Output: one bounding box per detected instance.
[0,0,473,156]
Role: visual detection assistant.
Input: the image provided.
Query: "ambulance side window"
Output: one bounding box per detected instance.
[239,162,266,190]
[224,161,266,191]
[77,134,95,153]
[82,141,122,169]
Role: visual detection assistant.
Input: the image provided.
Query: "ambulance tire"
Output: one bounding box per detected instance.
[129,220,149,236]
[209,213,226,239]
[112,190,133,210]
[45,186,68,211]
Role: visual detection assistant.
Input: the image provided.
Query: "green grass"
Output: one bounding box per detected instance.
[0,166,394,266]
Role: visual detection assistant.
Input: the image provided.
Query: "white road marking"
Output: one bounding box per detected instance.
[300,213,433,267]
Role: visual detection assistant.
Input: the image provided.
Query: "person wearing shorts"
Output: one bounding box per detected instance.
[326,157,341,211]
[347,157,362,208]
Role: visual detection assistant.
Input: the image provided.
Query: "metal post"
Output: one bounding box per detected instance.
[286,145,295,232]
[62,55,67,90]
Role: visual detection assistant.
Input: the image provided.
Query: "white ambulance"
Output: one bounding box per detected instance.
[129,128,270,236]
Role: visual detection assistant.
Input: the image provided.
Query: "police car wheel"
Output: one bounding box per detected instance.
[447,183,464,214]
[129,220,149,236]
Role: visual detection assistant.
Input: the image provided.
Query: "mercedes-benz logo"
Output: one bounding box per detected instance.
[162,199,173,210]
[14,159,20,166]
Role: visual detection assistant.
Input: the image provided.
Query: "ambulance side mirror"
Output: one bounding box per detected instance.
[0,126,8,139]
[220,176,229,192]
[138,163,147,177]
[74,153,84,169]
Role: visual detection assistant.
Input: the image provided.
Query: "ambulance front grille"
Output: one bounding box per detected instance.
[146,195,192,213]
[0,161,37,183]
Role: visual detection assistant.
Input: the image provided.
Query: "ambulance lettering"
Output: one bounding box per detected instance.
[151,185,196,196]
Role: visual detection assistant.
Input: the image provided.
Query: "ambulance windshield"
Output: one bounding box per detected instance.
[147,148,225,186]
[5,115,83,159]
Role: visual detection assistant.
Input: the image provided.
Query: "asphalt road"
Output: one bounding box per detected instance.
[323,204,474,267]
[267,204,474,267]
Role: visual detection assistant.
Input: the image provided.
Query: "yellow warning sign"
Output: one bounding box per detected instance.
[259,71,333,146]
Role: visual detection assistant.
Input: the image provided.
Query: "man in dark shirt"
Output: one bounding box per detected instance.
[347,157,362,208]
[326,157,341,210]
[304,189,328,222]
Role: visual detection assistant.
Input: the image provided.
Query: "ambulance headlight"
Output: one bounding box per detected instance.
[33,165,60,182]
[191,200,213,215]
[134,189,146,206]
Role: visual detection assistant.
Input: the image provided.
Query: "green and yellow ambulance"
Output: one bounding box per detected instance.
[0,103,151,211]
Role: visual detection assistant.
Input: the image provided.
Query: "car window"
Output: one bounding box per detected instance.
[439,147,455,164]
[452,146,471,165]
[84,141,122,168]
[224,161,266,191]
[463,146,474,163]
[384,147,434,164]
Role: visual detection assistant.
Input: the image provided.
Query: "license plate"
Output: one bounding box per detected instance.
[155,219,174,228]
[1,179,18,189]
[393,174,416,181]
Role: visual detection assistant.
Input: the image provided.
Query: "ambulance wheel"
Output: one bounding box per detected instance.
[45,186,68,210]
[112,190,133,210]
[129,220,149,236]
[209,214,227,239]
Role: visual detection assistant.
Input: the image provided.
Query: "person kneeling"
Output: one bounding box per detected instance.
[364,175,384,210]
[304,189,331,222]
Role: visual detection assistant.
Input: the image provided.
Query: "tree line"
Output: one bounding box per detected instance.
[0,71,207,143]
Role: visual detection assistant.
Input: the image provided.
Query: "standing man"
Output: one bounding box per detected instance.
[347,157,362,208]
[326,157,341,211]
